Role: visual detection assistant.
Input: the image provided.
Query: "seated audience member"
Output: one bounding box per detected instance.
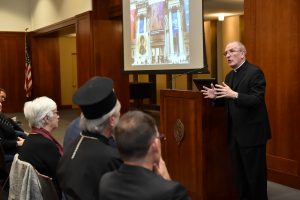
[0,88,25,129]
[0,112,26,162]
[18,96,63,192]
[0,88,6,103]
[57,76,122,200]
[0,89,26,162]
[99,110,191,200]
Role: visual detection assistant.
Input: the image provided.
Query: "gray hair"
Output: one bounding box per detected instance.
[24,96,57,128]
[230,41,247,53]
[80,100,121,133]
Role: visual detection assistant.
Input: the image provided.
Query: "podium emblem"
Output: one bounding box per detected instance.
[174,119,184,145]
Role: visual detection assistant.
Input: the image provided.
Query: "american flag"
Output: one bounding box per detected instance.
[25,31,32,98]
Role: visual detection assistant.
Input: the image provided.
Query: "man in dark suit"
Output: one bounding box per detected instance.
[201,41,271,200]
[0,88,26,163]
[99,110,190,200]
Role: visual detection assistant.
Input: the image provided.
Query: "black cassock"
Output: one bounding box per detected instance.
[57,131,122,200]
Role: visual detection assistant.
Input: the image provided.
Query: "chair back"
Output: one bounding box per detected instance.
[8,154,59,200]
[36,170,59,200]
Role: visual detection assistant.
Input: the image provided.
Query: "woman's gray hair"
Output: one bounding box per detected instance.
[80,100,121,133]
[24,96,57,128]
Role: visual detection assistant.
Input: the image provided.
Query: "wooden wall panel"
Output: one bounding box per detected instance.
[93,20,129,113]
[0,32,26,112]
[92,0,122,19]
[1,2,129,114]
[28,9,129,113]
[31,36,61,106]
[244,0,300,189]
[92,0,130,113]
[76,12,95,86]
[108,0,122,19]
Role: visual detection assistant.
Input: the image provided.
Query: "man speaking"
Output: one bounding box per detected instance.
[201,41,271,200]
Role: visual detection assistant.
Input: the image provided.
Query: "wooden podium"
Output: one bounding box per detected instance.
[160,89,238,200]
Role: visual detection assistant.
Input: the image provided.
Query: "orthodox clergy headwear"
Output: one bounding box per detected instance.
[73,76,117,120]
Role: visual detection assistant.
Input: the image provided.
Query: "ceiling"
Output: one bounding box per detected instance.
[203,0,244,20]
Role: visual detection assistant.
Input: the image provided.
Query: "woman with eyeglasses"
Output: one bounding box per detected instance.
[16,96,63,196]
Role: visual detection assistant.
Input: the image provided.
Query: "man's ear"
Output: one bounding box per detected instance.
[149,139,159,154]
[148,139,161,164]
[108,115,114,126]
[109,115,118,127]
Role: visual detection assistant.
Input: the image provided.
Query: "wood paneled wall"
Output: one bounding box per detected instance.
[0,0,129,113]
[0,32,27,112]
[92,0,129,113]
[76,12,95,86]
[31,35,61,105]
[244,0,300,189]
[93,20,129,111]
[67,0,129,112]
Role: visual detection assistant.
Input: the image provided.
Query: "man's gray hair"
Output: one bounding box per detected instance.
[80,100,121,133]
[233,41,247,53]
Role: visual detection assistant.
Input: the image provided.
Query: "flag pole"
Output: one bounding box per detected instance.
[24,28,32,99]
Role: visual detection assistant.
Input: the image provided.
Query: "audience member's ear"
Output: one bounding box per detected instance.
[149,139,159,156]
[109,115,116,127]
[43,115,50,124]
[109,113,120,128]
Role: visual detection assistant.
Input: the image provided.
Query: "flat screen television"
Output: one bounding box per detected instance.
[122,0,207,74]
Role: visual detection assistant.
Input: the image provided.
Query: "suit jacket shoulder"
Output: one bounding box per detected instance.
[99,164,190,200]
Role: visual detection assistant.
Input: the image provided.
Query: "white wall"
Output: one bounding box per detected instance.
[0,0,92,31]
[0,0,31,31]
[30,0,92,30]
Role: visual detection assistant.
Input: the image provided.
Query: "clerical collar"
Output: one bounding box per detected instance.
[234,60,245,72]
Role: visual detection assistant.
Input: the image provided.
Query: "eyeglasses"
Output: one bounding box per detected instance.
[223,49,241,56]
[156,133,166,141]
